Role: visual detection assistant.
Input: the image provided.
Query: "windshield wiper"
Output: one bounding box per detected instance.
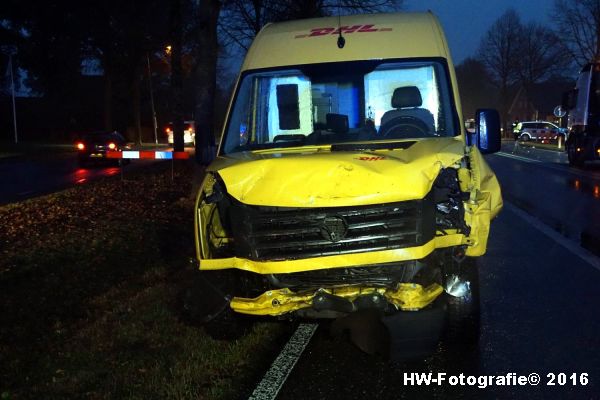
[330,141,416,152]
[233,138,308,152]
[273,134,307,143]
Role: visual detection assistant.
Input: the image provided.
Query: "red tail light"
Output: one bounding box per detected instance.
[165,127,172,133]
[108,142,116,150]
[76,142,85,150]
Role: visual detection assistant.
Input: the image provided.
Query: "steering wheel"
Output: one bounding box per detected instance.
[378,115,431,138]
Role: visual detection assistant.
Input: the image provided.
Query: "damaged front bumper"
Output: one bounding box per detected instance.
[230,282,444,316]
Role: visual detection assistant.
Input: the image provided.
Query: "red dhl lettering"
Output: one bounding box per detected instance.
[295,24,392,38]
[308,27,336,36]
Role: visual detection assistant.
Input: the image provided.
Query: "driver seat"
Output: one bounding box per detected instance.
[380,86,435,132]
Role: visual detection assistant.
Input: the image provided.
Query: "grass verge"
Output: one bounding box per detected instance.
[0,161,287,399]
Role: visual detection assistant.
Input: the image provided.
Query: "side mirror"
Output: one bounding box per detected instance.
[474,109,501,154]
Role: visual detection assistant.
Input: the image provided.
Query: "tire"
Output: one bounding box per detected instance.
[180,270,252,340]
[443,258,480,347]
[520,134,530,142]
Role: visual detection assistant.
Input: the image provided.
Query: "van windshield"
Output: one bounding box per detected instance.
[222,59,458,154]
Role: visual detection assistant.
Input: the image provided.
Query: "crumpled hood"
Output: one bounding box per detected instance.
[211,138,466,207]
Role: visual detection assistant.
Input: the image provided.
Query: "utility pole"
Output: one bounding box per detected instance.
[146,52,158,145]
[8,53,18,144]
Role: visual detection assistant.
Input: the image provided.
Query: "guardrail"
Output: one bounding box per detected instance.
[106,150,189,160]
[107,150,190,181]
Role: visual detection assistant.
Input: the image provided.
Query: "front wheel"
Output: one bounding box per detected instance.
[180,270,252,340]
[443,258,480,347]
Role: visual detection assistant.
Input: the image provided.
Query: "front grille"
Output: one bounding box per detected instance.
[270,260,421,289]
[229,194,434,261]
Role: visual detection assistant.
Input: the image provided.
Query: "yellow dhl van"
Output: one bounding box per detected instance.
[189,12,503,354]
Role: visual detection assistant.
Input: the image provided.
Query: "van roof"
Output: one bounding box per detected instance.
[242,12,450,71]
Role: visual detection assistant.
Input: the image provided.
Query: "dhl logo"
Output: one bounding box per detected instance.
[356,156,385,161]
[295,25,392,39]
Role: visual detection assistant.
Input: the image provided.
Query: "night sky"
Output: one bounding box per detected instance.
[407,0,555,63]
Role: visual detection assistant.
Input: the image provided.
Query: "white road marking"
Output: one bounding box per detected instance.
[534,147,566,154]
[517,145,566,154]
[496,151,542,163]
[505,202,600,271]
[249,323,318,400]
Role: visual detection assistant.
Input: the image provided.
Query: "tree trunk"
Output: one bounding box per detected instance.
[170,0,185,152]
[194,0,221,165]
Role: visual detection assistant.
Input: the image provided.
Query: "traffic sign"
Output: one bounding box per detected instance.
[554,105,566,118]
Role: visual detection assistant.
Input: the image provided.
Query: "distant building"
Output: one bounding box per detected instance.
[508,79,573,126]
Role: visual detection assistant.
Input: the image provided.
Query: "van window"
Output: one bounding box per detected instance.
[222,59,457,154]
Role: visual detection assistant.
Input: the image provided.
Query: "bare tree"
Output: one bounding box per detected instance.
[515,21,572,117]
[190,0,222,164]
[218,0,279,51]
[552,0,600,67]
[477,9,522,130]
[517,22,570,85]
[455,58,498,120]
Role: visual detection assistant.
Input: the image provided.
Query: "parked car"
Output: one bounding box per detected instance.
[166,121,195,146]
[513,121,567,143]
[75,131,130,167]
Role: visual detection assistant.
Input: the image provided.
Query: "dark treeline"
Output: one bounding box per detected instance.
[0,0,400,157]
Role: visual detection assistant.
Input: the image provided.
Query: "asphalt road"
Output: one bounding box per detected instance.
[489,142,600,244]
[0,153,160,205]
[248,143,600,400]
